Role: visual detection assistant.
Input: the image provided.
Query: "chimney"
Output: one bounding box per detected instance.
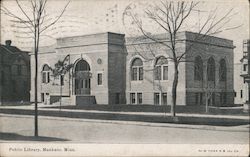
[5,40,12,46]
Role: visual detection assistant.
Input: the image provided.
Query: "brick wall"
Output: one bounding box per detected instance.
[185,32,234,106]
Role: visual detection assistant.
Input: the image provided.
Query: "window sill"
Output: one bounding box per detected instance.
[154,80,169,82]
[131,80,143,83]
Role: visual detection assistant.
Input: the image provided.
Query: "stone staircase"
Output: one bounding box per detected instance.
[75,95,96,106]
[50,95,96,106]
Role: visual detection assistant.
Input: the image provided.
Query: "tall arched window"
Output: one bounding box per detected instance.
[207,57,215,81]
[194,56,203,81]
[131,58,143,81]
[219,59,227,81]
[42,64,50,83]
[75,60,90,71]
[154,56,168,80]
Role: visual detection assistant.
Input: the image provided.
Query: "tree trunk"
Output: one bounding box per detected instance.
[34,26,39,137]
[60,77,62,111]
[171,62,179,117]
[34,42,38,137]
[205,92,208,113]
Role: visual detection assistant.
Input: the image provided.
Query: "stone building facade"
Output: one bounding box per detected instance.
[30,31,234,106]
[0,40,30,105]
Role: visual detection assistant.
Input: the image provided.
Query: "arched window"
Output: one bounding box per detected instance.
[42,64,50,83]
[207,57,215,81]
[194,56,203,81]
[75,60,90,71]
[74,59,91,95]
[154,56,168,80]
[131,58,143,81]
[219,59,227,81]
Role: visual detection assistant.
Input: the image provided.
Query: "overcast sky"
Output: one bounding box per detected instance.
[1,0,249,63]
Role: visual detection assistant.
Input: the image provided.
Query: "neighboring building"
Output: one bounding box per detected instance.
[240,39,250,110]
[30,31,234,106]
[0,40,30,105]
[234,63,244,104]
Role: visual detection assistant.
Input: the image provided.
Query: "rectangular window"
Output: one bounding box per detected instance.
[97,73,103,85]
[163,66,168,80]
[42,72,50,83]
[139,67,143,80]
[154,93,160,105]
[243,64,247,71]
[137,93,142,104]
[132,68,137,80]
[42,72,46,83]
[240,90,243,98]
[47,72,50,83]
[162,93,167,105]
[130,93,136,104]
[60,75,64,86]
[85,79,90,88]
[154,66,161,80]
[41,93,45,102]
[80,80,83,88]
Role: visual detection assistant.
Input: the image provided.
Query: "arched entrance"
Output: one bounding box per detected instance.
[74,59,91,95]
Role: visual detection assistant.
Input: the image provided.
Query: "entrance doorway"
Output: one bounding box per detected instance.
[74,59,91,95]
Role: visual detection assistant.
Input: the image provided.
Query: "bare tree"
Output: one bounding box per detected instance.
[50,54,73,110]
[193,56,229,113]
[124,1,239,117]
[1,0,70,136]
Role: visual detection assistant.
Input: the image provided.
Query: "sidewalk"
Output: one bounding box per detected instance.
[0,104,249,120]
[0,104,249,132]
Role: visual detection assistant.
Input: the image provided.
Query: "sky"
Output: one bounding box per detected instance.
[1,0,249,63]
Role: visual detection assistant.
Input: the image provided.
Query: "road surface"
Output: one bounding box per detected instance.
[0,114,248,143]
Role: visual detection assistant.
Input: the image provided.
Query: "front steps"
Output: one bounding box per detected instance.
[75,95,96,106]
[50,95,96,106]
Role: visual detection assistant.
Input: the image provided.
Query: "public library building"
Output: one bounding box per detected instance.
[30,31,234,106]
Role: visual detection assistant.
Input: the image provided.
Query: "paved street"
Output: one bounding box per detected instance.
[0,114,249,144]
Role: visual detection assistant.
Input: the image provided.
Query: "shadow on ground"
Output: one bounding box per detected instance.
[0,132,68,141]
[0,108,249,127]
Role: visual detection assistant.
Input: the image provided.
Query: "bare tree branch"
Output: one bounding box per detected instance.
[15,0,34,27]
[123,1,238,116]
[40,0,70,34]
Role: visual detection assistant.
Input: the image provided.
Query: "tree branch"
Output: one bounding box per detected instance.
[39,0,70,34]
